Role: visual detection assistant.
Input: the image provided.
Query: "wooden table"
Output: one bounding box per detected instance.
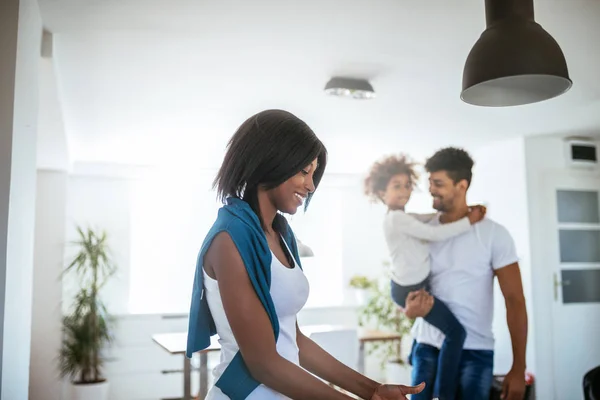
[152,327,402,399]
[356,329,403,374]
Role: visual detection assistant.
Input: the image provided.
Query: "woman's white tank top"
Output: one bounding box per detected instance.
[203,239,310,399]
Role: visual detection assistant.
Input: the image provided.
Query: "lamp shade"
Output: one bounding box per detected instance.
[461,0,572,107]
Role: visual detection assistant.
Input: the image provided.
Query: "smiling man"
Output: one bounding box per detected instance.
[405,147,528,400]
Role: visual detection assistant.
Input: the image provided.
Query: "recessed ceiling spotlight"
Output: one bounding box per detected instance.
[324,77,376,100]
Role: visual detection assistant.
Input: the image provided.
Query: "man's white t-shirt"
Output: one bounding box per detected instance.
[412,215,519,350]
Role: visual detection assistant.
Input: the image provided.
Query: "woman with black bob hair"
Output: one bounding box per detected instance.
[186,109,424,400]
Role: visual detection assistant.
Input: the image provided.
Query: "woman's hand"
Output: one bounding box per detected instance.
[370,382,426,400]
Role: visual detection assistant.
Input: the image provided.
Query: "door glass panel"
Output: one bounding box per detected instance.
[556,190,599,223]
[559,230,600,262]
[561,269,600,304]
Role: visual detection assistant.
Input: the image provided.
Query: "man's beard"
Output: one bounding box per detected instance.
[433,203,447,211]
[432,197,451,212]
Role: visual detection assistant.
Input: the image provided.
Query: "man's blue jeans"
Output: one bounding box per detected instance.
[409,341,494,400]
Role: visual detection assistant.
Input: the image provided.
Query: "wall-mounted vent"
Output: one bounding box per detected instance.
[565,138,598,168]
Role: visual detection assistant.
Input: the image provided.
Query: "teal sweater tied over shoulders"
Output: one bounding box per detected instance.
[186,197,302,399]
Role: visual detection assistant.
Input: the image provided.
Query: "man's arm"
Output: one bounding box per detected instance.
[408,204,482,223]
[495,262,528,400]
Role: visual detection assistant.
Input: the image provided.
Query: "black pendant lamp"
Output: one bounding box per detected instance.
[461,0,572,107]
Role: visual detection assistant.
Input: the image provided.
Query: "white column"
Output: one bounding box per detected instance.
[0,0,42,397]
[29,171,68,400]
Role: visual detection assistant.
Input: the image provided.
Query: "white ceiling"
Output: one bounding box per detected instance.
[38,0,600,173]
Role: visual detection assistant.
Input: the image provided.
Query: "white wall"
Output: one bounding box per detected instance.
[469,138,536,376]
[524,135,559,400]
[29,36,71,399]
[30,171,68,400]
[0,0,42,398]
[36,39,70,171]
[523,133,600,400]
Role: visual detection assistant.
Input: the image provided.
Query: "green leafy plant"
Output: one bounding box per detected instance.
[59,227,116,384]
[350,271,414,368]
[349,275,375,290]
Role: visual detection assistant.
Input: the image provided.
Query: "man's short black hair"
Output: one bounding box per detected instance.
[425,147,474,187]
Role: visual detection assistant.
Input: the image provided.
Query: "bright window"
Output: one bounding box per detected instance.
[128,172,345,314]
[286,185,344,308]
[128,171,221,314]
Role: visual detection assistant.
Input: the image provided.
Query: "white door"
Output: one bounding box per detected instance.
[545,173,600,400]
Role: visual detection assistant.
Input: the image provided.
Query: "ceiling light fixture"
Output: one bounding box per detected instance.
[461,0,572,107]
[324,77,376,100]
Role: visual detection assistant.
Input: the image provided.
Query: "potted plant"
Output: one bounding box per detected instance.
[348,275,375,305]
[59,227,116,400]
[349,272,414,384]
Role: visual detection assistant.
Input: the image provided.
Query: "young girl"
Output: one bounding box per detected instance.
[186,111,425,400]
[364,154,485,400]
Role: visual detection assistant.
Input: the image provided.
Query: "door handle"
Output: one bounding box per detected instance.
[553,272,571,301]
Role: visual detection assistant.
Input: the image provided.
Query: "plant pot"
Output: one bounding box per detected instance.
[385,360,412,385]
[354,289,370,306]
[70,380,109,400]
